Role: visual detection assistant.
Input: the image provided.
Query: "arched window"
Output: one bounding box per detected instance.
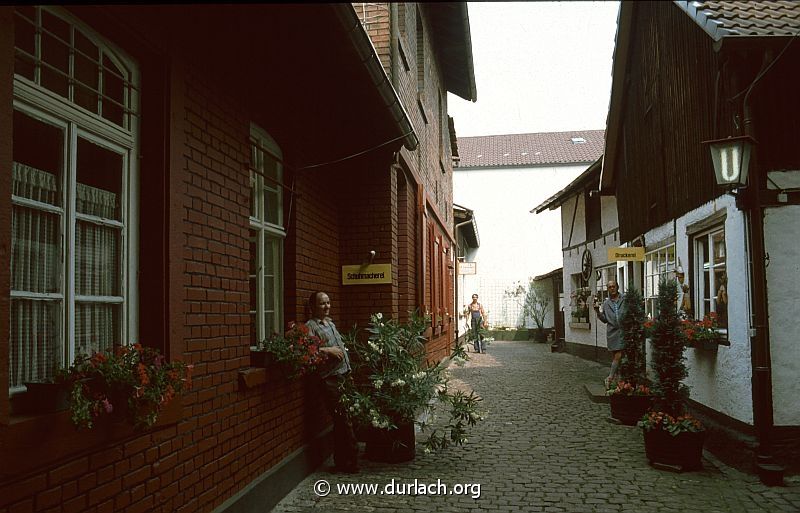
[10,7,139,391]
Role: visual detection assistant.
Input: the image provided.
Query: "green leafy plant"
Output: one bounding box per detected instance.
[61,344,191,430]
[339,312,484,453]
[680,312,721,347]
[612,287,649,394]
[638,278,704,435]
[638,410,704,434]
[254,321,327,378]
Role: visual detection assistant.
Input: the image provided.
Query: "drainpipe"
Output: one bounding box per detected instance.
[332,4,418,151]
[742,50,784,487]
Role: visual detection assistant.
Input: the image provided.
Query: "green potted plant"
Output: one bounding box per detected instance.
[681,312,726,350]
[607,287,653,425]
[340,312,484,462]
[62,344,191,430]
[638,278,706,470]
[251,321,327,377]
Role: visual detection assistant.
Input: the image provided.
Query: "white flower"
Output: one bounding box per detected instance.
[368,341,380,352]
[424,447,431,454]
[391,379,406,387]
[412,371,426,380]
[376,312,383,320]
[374,379,384,389]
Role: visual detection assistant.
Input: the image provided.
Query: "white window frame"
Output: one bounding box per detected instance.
[693,226,727,330]
[644,243,676,319]
[594,265,617,303]
[10,7,138,393]
[249,125,285,343]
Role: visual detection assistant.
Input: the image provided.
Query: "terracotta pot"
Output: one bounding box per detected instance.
[609,394,652,425]
[364,421,416,463]
[643,428,705,470]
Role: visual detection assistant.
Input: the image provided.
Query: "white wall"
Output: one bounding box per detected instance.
[560,193,622,349]
[454,163,586,327]
[645,195,753,425]
[764,204,800,426]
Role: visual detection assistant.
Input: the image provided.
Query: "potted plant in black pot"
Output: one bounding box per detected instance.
[340,312,484,462]
[638,278,706,470]
[607,287,653,425]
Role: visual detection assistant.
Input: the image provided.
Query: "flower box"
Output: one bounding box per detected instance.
[643,428,705,470]
[250,349,273,368]
[14,381,71,415]
[609,394,652,425]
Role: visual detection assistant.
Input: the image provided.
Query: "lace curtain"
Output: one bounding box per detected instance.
[10,162,120,387]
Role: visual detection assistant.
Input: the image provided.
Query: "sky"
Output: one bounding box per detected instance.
[447,1,621,137]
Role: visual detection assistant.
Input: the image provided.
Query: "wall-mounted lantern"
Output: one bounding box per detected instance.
[702,135,755,188]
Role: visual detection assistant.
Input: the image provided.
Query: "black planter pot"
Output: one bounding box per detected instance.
[17,381,70,414]
[364,422,416,463]
[643,428,705,470]
[609,395,652,426]
[250,350,273,368]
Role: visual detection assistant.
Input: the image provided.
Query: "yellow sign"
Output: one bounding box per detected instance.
[458,261,477,275]
[608,247,645,262]
[342,264,392,285]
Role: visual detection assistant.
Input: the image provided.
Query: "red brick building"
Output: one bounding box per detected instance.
[0,4,475,512]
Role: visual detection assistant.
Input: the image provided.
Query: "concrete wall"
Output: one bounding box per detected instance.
[764,204,800,426]
[454,163,587,327]
[644,195,753,425]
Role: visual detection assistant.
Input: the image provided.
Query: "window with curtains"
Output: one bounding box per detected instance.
[249,126,285,345]
[693,227,727,330]
[644,244,676,319]
[10,7,138,392]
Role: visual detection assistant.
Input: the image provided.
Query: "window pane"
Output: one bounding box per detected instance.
[716,270,728,329]
[712,231,726,265]
[75,221,120,296]
[10,299,62,387]
[263,153,279,184]
[41,29,70,98]
[265,188,280,225]
[77,137,122,219]
[11,205,61,294]
[13,111,63,205]
[102,54,125,126]
[13,8,36,80]
[75,45,100,114]
[75,302,120,355]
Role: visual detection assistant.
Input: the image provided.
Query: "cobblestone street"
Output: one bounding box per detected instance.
[272,340,800,512]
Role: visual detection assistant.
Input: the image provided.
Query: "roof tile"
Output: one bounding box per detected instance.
[456,130,604,168]
[689,1,800,39]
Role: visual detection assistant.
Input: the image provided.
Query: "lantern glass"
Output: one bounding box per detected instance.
[707,137,752,187]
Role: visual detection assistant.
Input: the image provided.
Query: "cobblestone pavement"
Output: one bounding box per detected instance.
[272,340,800,513]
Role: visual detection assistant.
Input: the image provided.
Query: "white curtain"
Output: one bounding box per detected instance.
[10,162,61,386]
[75,183,120,355]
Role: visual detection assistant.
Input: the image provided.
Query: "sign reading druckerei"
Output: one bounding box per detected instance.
[342,264,392,285]
[458,261,477,275]
[608,247,645,262]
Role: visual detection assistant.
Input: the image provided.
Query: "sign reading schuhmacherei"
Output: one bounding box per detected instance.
[341,264,392,285]
[608,247,645,262]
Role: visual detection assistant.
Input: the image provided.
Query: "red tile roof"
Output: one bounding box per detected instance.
[677,1,800,40]
[456,130,604,168]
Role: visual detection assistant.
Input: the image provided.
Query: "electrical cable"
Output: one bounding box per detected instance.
[294,130,415,170]
[728,32,799,102]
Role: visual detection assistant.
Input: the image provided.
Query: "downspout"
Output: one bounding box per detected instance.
[333,4,419,151]
[742,50,783,486]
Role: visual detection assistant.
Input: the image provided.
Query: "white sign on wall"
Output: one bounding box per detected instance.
[458,261,477,275]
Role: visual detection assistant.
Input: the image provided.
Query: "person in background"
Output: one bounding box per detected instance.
[593,280,624,389]
[306,291,359,474]
[464,293,488,353]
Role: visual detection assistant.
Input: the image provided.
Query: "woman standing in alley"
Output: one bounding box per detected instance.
[465,293,488,353]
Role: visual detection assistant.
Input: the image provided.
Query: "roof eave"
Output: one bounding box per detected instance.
[427,2,477,102]
[599,2,634,193]
[533,157,603,213]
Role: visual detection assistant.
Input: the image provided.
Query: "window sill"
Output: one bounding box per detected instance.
[1,397,182,480]
[569,322,591,330]
[239,367,267,389]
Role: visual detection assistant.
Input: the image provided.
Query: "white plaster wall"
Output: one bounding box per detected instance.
[644,195,753,425]
[764,205,800,426]
[454,164,586,327]
[560,193,622,350]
